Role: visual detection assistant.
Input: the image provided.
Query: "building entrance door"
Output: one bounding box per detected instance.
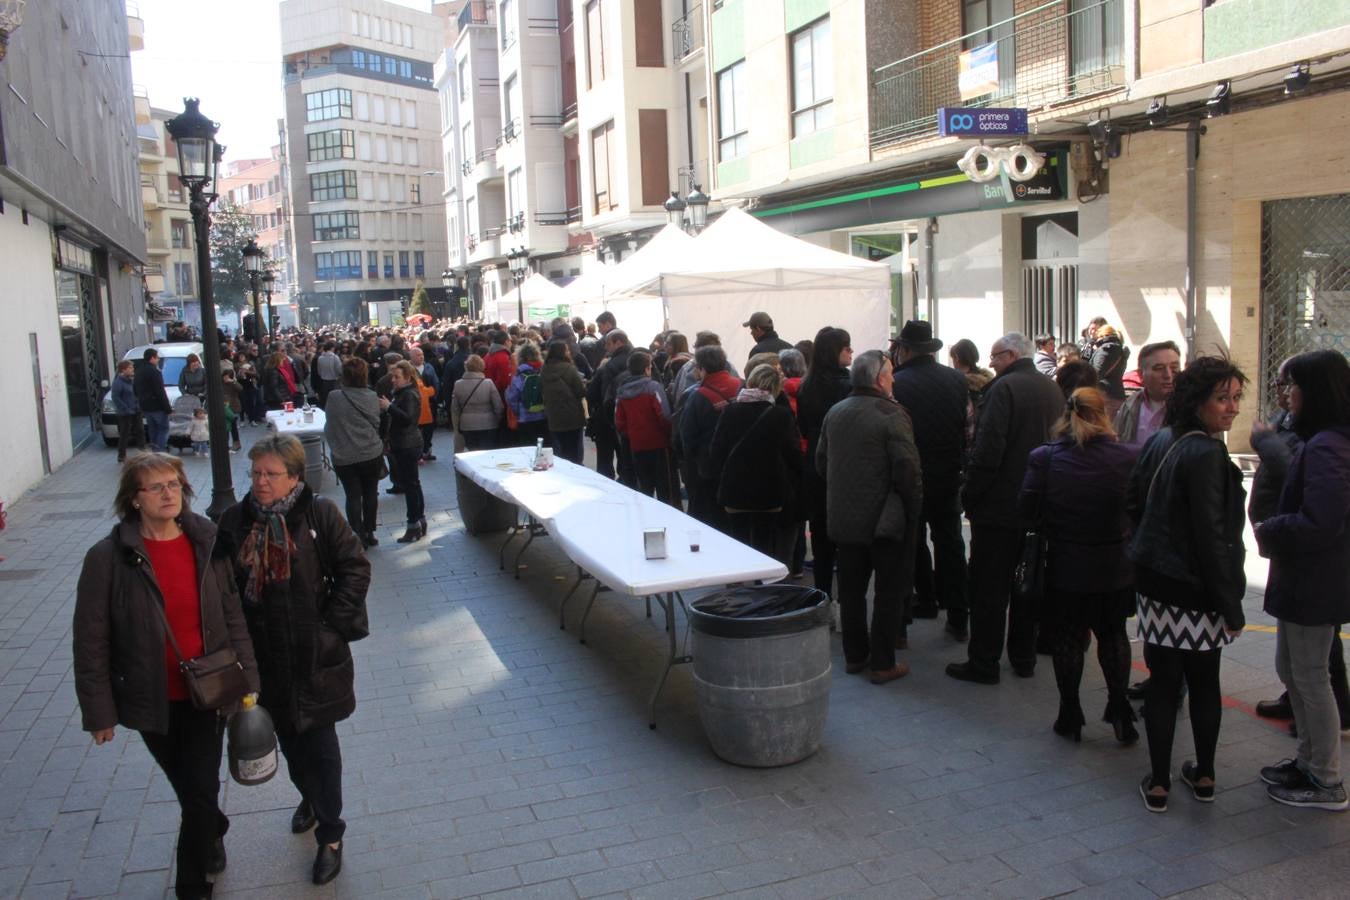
[1259,194,1350,417]
[55,270,105,449]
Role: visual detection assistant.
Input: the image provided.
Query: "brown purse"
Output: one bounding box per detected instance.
[154,602,249,711]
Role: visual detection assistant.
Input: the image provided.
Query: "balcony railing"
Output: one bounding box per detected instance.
[458,0,496,31]
[870,0,1124,150]
[535,212,568,227]
[562,101,578,122]
[501,118,522,144]
[565,206,582,224]
[505,212,526,233]
[673,4,703,62]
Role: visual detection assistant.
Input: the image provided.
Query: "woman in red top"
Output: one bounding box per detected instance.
[74,455,259,899]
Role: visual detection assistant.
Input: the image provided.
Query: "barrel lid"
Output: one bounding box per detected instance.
[690,586,830,638]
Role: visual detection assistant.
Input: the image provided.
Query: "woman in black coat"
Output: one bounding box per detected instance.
[708,365,803,566]
[381,360,427,543]
[794,327,852,598]
[1126,357,1248,813]
[1254,350,1350,810]
[1020,388,1139,745]
[75,455,259,900]
[218,435,370,886]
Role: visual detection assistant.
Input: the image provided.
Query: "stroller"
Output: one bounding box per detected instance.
[167,394,202,454]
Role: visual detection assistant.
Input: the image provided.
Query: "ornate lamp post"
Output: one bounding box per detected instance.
[506,248,530,325]
[663,190,686,228]
[260,269,276,345]
[440,268,453,320]
[242,237,264,346]
[165,98,235,518]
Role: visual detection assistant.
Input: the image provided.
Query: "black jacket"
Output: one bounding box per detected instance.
[1247,410,1300,525]
[384,383,423,450]
[796,365,852,513]
[962,358,1065,528]
[134,362,171,413]
[218,487,370,734]
[74,514,260,735]
[587,346,631,429]
[747,331,791,366]
[891,354,969,486]
[708,400,802,515]
[1126,427,1247,630]
[676,369,743,480]
[1257,427,1350,626]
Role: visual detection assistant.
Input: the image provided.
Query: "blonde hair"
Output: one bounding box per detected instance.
[114,454,194,520]
[1054,387,1116,446]
[746,365,783,396]
[464,354,486,373]
[746,352,782,377]
[390,360,420,385]
[249,434,307,478]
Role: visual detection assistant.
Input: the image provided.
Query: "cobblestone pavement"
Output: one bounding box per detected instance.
[0,424,1347,899]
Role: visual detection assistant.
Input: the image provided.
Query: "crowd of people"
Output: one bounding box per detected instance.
[76,307,1350,896]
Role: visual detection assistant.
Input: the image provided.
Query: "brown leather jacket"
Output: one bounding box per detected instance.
[73,513,260,735]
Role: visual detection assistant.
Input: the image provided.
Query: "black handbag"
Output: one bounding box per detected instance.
[1013,445,1057,607]
[153,602,249,712]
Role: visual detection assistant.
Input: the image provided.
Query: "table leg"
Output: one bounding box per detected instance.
[648,592,692,730]
[498,525,521,571]
[578,581,601,645]
[559,565,588,630]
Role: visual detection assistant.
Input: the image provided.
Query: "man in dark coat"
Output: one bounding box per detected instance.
[744,311,791,366]
[890,320,971,640]
[817,350,922,684]
[677,345,743,529]
[948,332,1065,684]
[587,330,634,484]
[135,347,172,452]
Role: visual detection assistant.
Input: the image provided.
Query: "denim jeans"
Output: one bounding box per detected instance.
[1276,619,1342,786]
[145,411,170,452]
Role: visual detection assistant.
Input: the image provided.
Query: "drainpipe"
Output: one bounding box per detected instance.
[1184,121,1200,362]
[923,218,937,331]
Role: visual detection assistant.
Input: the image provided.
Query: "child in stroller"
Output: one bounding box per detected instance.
[167,394,202,454]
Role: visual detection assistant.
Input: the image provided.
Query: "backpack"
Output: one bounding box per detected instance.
[521,371,545,414]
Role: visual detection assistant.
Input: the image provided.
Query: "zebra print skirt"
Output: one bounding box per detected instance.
[1136,595,1235,652]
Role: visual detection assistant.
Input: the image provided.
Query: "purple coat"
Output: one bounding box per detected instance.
[1257,427,1350,626]
[1018,436,1139,592]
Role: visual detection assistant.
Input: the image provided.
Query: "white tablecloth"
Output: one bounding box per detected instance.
[266,408,327,438]
[454,448,787,597]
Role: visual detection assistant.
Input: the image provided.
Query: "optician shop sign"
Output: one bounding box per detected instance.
[937,107,1029,138]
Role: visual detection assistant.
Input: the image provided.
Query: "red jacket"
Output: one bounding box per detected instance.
[483,348,514,395]
[615,377,671,452]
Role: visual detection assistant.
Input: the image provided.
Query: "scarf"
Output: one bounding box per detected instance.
[240,483,303,605]
[736,388,772,404]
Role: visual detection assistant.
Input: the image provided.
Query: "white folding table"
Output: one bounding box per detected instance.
[266,408,330,487]
[453,448,788,726]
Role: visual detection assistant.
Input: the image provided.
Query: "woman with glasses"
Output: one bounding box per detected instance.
[218,435,371,886]
[74,454,260,900]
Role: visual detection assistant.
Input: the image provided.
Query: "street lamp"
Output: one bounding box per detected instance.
[506,248,530,324]
[165,97,235,519]
[441,268,453,320]
[663,185,709,234]
[663,191,687,228]
[260,270,276,343]
[242,237,264,346]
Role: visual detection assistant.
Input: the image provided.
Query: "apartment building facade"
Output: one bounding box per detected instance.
[0,0,148,501]
[280,0,450,326]
[219,146,296,328]
[700,0,1350,448]
[436,0,710,320]
[139,108,201,331]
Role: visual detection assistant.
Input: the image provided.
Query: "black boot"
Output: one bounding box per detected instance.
[397,521,425,543]
[1104,698,1139,745]
[1255,691,1292,719]
[312,842,342,885]
[1053,701,1085,743]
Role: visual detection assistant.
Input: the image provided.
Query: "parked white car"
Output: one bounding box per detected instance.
[99,342,205,446]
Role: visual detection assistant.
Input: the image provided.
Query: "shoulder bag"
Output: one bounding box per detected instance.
[454,379,488,453]
[152,600,249,712]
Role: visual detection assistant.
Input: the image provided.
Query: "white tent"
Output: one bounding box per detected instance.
[563,226,695,346]
[658,208,892,367]
[502,272,568,323]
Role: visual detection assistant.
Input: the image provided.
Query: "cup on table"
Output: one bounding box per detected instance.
[687,529,701,553]
[283,401,295,412]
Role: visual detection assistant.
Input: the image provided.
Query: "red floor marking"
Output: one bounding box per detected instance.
[1129,659,1287,731]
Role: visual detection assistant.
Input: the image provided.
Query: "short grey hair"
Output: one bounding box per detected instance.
[778,348,806,377]
[998,332,1035,359]
[850,349,889,388]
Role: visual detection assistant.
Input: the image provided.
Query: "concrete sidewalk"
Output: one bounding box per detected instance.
[0,426,1347,899]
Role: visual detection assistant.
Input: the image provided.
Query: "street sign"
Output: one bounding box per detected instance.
[937,107,1029,138]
